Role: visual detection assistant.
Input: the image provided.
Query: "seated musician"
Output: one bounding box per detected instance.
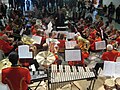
[2,51,31,90]
[42,43,61,65]
[58,33,66,53]
[68,45,89,66]
[0,34,15,56]
[89,32,102,51]
[94,44,120,75]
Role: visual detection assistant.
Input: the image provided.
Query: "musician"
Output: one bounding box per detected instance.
[94,44,120,75]
[42,43,61,65]
[89,32,102,51]
[2,51,31,90]
[58,33,66,53]
[101,44,120,62]
[0,34,14,56]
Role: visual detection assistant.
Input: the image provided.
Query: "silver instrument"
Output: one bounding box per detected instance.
[50,65,95,83]
[30,70,48,82]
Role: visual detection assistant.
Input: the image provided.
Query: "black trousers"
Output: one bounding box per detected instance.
[94,63,104,75]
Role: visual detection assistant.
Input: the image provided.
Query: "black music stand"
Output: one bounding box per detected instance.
[64,49,96,90]
[30,68,48,90]
[64,49,82,90]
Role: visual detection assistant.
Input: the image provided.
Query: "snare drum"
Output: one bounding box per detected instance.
[115,78,120,89]
[104,79,115,90]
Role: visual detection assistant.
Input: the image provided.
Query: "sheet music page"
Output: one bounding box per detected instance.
[30,64,36,71]
[32,35,42,44]
[18,45,32,58]
[47,21,53,32]
[0,82,10,90]
[103,61,115,77]
[65,41,77,49]
[95,41,106,50]
[65,49,81,61]
[67,32,75,39]
[19,28,24,35]
[58,31,69,36]
[115,62,120,77]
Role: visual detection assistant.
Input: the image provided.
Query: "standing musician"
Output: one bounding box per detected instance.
[2,51,31,90]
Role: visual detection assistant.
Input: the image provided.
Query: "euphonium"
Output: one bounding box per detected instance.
[21,35,34,45]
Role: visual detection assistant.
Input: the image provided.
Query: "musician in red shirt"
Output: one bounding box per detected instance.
[2,52,31,90]
[89,33,102,51]
[94,44,120,75]
[101,44,120,62]
[0,34,14,55]
[58,33,66,53]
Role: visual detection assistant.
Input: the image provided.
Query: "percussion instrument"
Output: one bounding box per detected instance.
[30,70,48,82]
[49,64,95,90]
[35,51,55,67]
[104,79,115,90]
[115,78,120,89]
[50,64,95,83]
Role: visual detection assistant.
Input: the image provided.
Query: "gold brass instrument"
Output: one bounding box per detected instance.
[77,36,90,51]
[0,58,11,71]
[21,35,34,45]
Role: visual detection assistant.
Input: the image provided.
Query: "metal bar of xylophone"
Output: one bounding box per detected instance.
[48,64,96,90]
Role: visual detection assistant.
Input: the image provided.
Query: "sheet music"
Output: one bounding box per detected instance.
[18,45,33,59]
[47,21,53,32]
[19,28,24,35]
[115,62,120,77]
[65,49,81,61]
[0,83,10,90]
[95,41,106,50]
[65,41,77,49]
[103,61,120,77]
[30,64,36,71]
[58,31,69,36]
[32,35,42,44]
[103,61,115,77]
[67,32,75,39]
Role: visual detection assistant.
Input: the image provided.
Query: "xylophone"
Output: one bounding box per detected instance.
[30,70,48,82]
[48,64,95,90]
[50,64,95,83]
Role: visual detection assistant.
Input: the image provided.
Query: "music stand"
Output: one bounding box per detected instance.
[95,40,106,51]
[64,49,82,62]
[64,49,82,90]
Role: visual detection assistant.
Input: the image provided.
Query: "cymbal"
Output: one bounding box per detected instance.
[35,51,55,66]
[0,58,11,71]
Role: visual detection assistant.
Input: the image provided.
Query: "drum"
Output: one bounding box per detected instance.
[115,78,120,89]
[104,79,115,90]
